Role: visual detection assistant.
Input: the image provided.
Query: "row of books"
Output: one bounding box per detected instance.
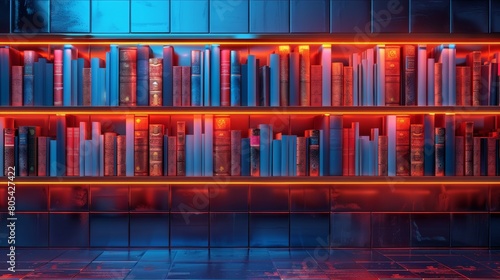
[1,115,499,177]
[1,44,499,107]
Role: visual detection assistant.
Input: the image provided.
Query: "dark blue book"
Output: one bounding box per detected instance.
[270,53,280,106]
[259,124,271,177]
[0,48,10,106]
[45,62,53,106]
[480,138,488,176]
[56,116,67,176]
[241,138,250,176]
[99,68,107,106]
[289,52,300,106]
[18,126,28,176]
[490,62,498,106]
[260,66,270,107]
[50,139,57,177]
[23,50,36,106]
[272,139,281,176]
[230,50,241,106]
[71,59,78,106]
[211,45,221,106]
[329,115,343,176]
[241,64,248,107]
[191,50,202,106]
[163,46,173,106]
[497,139,500,176]
[203,47,211,106]
[33,58,46,106]
[90,58,102,106]
[77,58,84,106]
[360,136,370,176]
[63,45,73,106]
[109,45,119,106]
[444,114,456,176]
[137,45,151,106]
[280,135,289,176]
[424,114,435,176]
[289,135,297,176]
[247,55,257,106]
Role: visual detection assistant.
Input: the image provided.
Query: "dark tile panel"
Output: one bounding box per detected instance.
[290,185,329,212]
[372,213,411,248]
[372,0,409,33]
[16,185,48,211]
[492,0,500,33]
[89,213,129,247]
[130,186,169,211]
[210,213,249,247]
[450,213,489,247]
[290,213,329,247]
[444,186,488,212]
[91,0,129,33]
[330,213,371,247]
[11,0,49,33]
[210,185,248,212]
[249,213,289,247]
[491,186,500,212]
[50,185,89,212]
[290,0,329,33]
[250,185,289,212]
[131,0,170,33]
[171,185,209,212]
[250,0,289,33]
[130,213,169,247]
[50,0,90,32]
[170,212,209,247]
[330,0,371,33]
[491,213,500,247]
[171,0,209,33]
[451,0,488,33]
[0,0,10,32]
[210,0,249,33]
[90,185,128,212]
[49,213,89,247]
[411,0,450,33]
[15,213,49,247]
[411,213,450,247]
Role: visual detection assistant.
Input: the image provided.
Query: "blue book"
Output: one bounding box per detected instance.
[71,59,78,106]
[281,135,289,176]
[79,122,86,177]
[63,45,73,106]
[424,114,435,176]
[204,115,213,176]
[386,116,397,176]
[203,47,211,106]
[45,63,54,106]
[371,128,379,176]
[241,64,248,106]
[50,139,57,177]
[77,58,84,106]
[241,138,250,176]
[186,135,194,176]
[353,122,360,176]
[272,139,281,176]
[18,127,28,176]
[444,114,456,176]
[0,48,10,106]
[105,52,110,105]
[99,135,104,176]
[329,115,343,176]
[362,49,374,106]
[126,115,135,176]
[200,52,204,106]
[99,68,107,106]
[34,58,47,106]
[319,116,330,176]
[162,46,173,106]
[211,45,221,106]
[259,124,271,177]
[448,45,456,106]
[194,115,202,176]
[109,45,119,106]
[90,58,102,106]
[137,45,150,106]
[84,140,92,177]
[270,53,280,106]
[56,115,66,176]
[321,45,331,106]
[439,45,449,106]
[289,52,300,106]
[360,136,370,176]
[92,122,101,177]
[247,55,257,106]
[163,135,169,176]
[289,135,297,176]
[230,50,241,106]
[375,46,385,106]
[191,50,202,106]
[23,51,36,106]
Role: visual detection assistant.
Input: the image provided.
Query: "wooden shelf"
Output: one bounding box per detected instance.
[4,176,499,185]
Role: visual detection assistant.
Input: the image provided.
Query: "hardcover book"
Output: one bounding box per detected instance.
[309,129,320,176]
[435,127,445,176]
[104,132,117,176]
[455,136,464,176]
[463,122,474,176]
[191,50,202,106]
[249,128,260,176]
[149,124,164,176]
[434,62,443,106]
[119,48,138,106]
[134,116,149,176]
[331,62,343,106]
[299,46,311,106]
[410,124,424,176]
[311,65,322,106]
[403,45,416,105]
[149,58,163,106]
[467,51,482,106]
[385,46,401,105]
[343,66,353,106]
[378,135,388,176]
[168,136,177,176]
[220,50,231,106]
[456,66,472,106]
[396,116,411,176]
[279,46,290,106]
[181,66,191,106]
[214,116,231,176]
[176,121,186,176]
[230,50,241,106]
[137,45,151,106]
[11,66,23,106]
[296,136,307,176]
[231,130,241,176]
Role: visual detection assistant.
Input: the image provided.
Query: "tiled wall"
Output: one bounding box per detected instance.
[1,0,497,34]
[0,184,498,248]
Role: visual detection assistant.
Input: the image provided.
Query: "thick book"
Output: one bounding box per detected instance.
[299,46,311,106]
[181,66,191,106]
[137,45,151,106]
[119,48,138,106]
[278,134,289,176]
[435,127,445,176]
[456,66,472,106]
[343,66,353,106]
[241,64,248,106]
[331,62,343,106]
[191,50,202,106]
[352,53,360,106]
[134,116,149,176]
[260,66,270,106]
[66,127,74,176]
[279,46,290,106]
[371,128,380,176]
[214,116,231,176]
[176,121,186,176]
[311,65,322,106]
[104,132,117,176]
[417,45,427,106]
[296,136,307,176]
[53,49,63,106]
[220,49,230,106]
[410,124,424,176]
[37,136,49,176]
[160,46,173,106]
[163,135,169,176]
[321,45,332,106]
[0,48,19,106]
[289,51,300,106]
[269,53,280,106]
[329,115,343,176]
[168,136,177,176]
[247,55,257,106]
[434,62,443,106]
[403,45,416,105]
[11,66,23,106]
[230,50,241,106]
[18,126,28,176]
[462,122,474,176]
[480,137,488,176]
[249,128,260,176]
[396,116,411,176]
[211,45,221,106]
[467,51,482,106]
[231,130,241,176]
[444,114,456,176]
[23,50,36,106]
[455,136,464,176]
[241,138,250,176]
[378,135,388,176]
[309,130,320,176]
[149,58,163,106]
[423,114,435,176]
[149,124,164,176]
[172,66,182,106]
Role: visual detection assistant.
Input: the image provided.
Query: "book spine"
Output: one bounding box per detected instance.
[272,139,281,176]
[45,62,54,106]
[448,46,457,106]
[362,48,374,106]
[342,128,350,176]
[434,62,443,106]
[125,115,134,176]
[0,49,11,106]
[396,116,410,176]
[386,115,397,176]
[79,122,86,176]
[435,127,445,176]
[247,55,257,106]
[176,121,186,176]
[73,126,80,176]
[269,53,280,106]
[204,47,211,106]
[181,66,191,106]
[163,135,168,176]
[134,116,148,176]
[488,137,496,176]
[289,51,300,106]
[220,49,230,106]
[27,126,38,176]
[137,45,150,106]
[162,46,173,106]
[149,124,164,176]
[490,63,498,106]
[90,58,101,106]
[321,45,331,106]
[23,50,35,106]
[204,115,213,176]
[375,46,385,106]
[343,66,353,106]
[309,130,320,176]
[403,45,416,105]
[417,45,427,106]
[33,60,44,106]
[168,136,177,176]
[109,45,119,106]
[378,135,388,176]
[352,122,360,176]
[214,116,231,176]
[53,49,63,106]
[352,53,360,106]
[410,124,424,176]
[37,136,47,176]
[444,114,456,176]
[289,135,297,176]
[241,138,250,176]
[249,128,260,176]
[211,45,221,106]
[91,122,101,177]
[66,127,74,176]
[456,66,471,106]
[99,135,104,176]
[296,136,306,176]
[230,50,241,106]
[360,136,370,175]
[464,122,474,176]
[280,135,289,176]
[119,48,137,106]
[191,50,202,106]
[241,64,248,106]
[82,68,91,106]
[63,46,73,106]
[311,65,322,106]
[98,68,106,106]
[104,132,117,176]
[440,46,450,105]
[83,139,92,176]
[70,60,77,106]
[473,137,481,176]
[172,66,182,106]
[260,66,270,106]
[50,139,58,177]
[259,124,271,177]
[468,51,482,106]
[371,128,379,176]
[116,135,126,176]
[11,66,23,106]
[18,127,28,176]
[480,64,489,106]
[279,47,290,106]
[193,115,202,176]
[455,136,464,176]
[329,115,343,176]
[105,52,110,105]
[331,62,343,106]
[423,114,435,176]
[231,130,241,176]
[299,46,311,106]
[480,137,488,176]
[149,58,163,106]
[56,115,66,176]
[185,135,194,176]
[76,59,84,106]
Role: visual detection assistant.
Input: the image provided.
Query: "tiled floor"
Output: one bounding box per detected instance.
[0,248,499,279]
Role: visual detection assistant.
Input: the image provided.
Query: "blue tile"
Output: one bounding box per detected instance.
[411,0,450,33]
[91,0,129,33]
[330,0,370,33]
[171,0,208,33]
[50,0,90,32]
[450,213,489,247]
[372,0,409,33]
[491,213,500,247]
[130,186,169,211]
[210,0,248,33]
[411,214,450,247]
[94,250,145,261]
[250,185,289,212]
[130,213,169,247]
[11,0,49,33]
[84,261,137,270]
[290,185,329,212]
[38,261,90,270]
[50,213,89,247]
[249,213,289,247]
[290,213,329,247]
[290,0,329,33]
[140,250,176,262]
[170,213,209,247]
[330,213,371,247]
[90,213,129,247]
[171,185,209,212]
[131,0,170,33]
[52,250,102,261]
[50,185,89,211]
[372,213,411,248]
[16,185,48,211]
[90,186,128,212]
[210,185,248,212]
[493,1,500,33]
[250,0,289,33]
[210,213,248,247]
[13,213,49,247]
[452,0,488,33]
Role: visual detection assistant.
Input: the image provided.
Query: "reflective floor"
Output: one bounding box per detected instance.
[0,248,499,279]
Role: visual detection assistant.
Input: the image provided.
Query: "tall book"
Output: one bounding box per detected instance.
[309,129,320,176]
[109,45,119,106]
[321,45,332,106]
[473,137,481,176]
[378,135,388,176]
[489,62,498,106]
[342,128,350,176]
[134,116,149,176]
[375,45,385,106]
[34,58,46,106]
[116,135,126,176]
[91,122,101,177]
[211,45,221,106]
[427,58,435,105]
[311,65,322,106]
[435,127,445,176]
[90,58,103,106]
[136,45,151,106]
[296,137,307,176]
[149,58,163,106]
[247,55,257,106]
[343,66,353,106]
[260,66,270,106]
[220,49,230,106]
[11,66,23,106]
[279,46,290,106]
[455,136,464,176]
[191,50,202,106]
[417,45,427,106]
[63,45,75,106]
[462,122,474,176]
[329,115,343,175]
[410,124,424,176]
[185,135,194,176]
[241,138,250,176]
[119,48,137,106]
[231,130,241,176]
[370,128,379,176]
[204,115,213,176]
[82,67,91,106]
[162,46,174,106]
[467,51,482,106]
[249,128,260,176]
[23,50,36,106]
[104,132,117,176]
[4,128,14,176]
[259,124,272,177]
[230,50,241,106]
[272,139,281,176]
[181,66,191,106]
[214,116,231,176]
[434,62,443,105]
[289,51,300,106]
[168,136,177,176]
[56,115,67,176]
[45,61,54,106]
[385,115,397,176]
[423,114,435,176]
[361,48,374,106]
[448,45,457,106]
[149,124,164,176]
[352,53,361,106]
[331,62,343,106]
[79,122,86,176]
[176,121,186,176]
[125,115,135,176]
[487,137,496,176]
[299,46,311,106]
[402,45,416,105]
[269,53,280,106]
[37,136,49,176]
[66,127,75,176]
[53,49,63,106]
[396,116,410,176]
[456,66,472,106]
[18,126,28,176]
[444,114,456,176]
[204,47,211,106]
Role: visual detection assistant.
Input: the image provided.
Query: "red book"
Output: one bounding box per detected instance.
[53,49,63,106]
[37,136,48,176]
[396,116,411,176]
[279,46,289,106]
[308,129,320,177]
[466,51,481,106]
[456,66,471,106]
[11,66,23,106]
[104,132,117,176]
[403,45,416,105]
[434,62,443,106]
[73,127,80,176]
[378,135,388,176]
[385,46,401,105]
[149,124,164,176]
[311,65,322,106]
[181,66,191,106]
[331,62,343,106]
[214,116,231,176]
[116,135,126,176]
[4,128,14,176]
[176,121,186,176]
[348,126,355,175]
[410,124,424,176]
[462,122,474,176]
[455,136,464,176]
[134,116,148,176]
[473,137,481,176]
[296,136,307,176]
[66,127,74,176]
[168,135,177,176]
[172,66,182,106]
[343,66,353,106]
[149,58,163,106]
[119,48,137,106]
[488,137,496,176]
[82,68,91,106]
[231,130,241,176]
[342,128,350,175]
[221,50,231,106]
[299,46,311,106]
